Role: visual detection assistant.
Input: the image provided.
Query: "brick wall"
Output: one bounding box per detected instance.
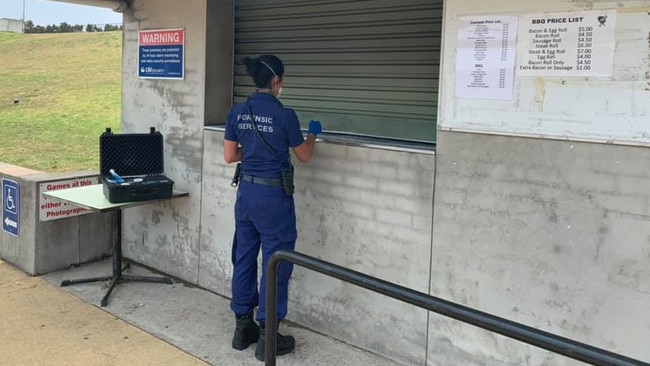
[200,131,436,365]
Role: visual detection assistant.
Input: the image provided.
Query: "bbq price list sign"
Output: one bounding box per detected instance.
[516,10,617,77]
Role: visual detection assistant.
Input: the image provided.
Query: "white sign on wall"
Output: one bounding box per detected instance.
[456,16,519,100]
[39,178,98,222]
[516,10,617,77]
[444,7,650,147]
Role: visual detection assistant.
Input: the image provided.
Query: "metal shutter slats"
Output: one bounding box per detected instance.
[234,0,441,142]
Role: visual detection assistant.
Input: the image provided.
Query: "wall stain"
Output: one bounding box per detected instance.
[534,77,546,112]
[646,32,650,91]
[571,0,593,10]
[165,127,203,177]
[151,209,163,224]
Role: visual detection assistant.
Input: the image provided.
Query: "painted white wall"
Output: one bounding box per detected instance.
[431,0,650,364]
[439,0,650,146]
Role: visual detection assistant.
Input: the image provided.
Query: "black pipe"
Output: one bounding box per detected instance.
[265,250,649,366]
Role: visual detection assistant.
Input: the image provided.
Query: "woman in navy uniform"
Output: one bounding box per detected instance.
[224,54,322,361]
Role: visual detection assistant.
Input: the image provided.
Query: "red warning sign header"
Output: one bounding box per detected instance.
[139,29,184,46]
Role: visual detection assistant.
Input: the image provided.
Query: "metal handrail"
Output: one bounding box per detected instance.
[265,250,649,366]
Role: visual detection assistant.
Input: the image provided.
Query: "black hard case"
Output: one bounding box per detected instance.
[100,127,174,203]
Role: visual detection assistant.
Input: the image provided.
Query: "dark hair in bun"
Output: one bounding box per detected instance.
[243,54,284,89]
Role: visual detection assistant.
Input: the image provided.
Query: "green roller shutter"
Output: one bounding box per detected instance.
[234,0,442,143]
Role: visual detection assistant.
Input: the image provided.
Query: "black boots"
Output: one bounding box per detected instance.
[233,315,295,361]
[255,326,295,361]
[232,314,260,350]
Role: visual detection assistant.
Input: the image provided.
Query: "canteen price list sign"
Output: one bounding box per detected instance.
[456,16,518,100]
[516,10,616,77]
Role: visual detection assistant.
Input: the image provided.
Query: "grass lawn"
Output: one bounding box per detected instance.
[0,31,121,173]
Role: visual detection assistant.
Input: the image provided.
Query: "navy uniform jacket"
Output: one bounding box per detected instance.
[225,92,304,179]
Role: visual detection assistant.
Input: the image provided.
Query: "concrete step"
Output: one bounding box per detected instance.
[41,259,407,366]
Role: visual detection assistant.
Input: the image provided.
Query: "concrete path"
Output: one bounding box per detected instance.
[1,258,405,366]
[0,259,208,366]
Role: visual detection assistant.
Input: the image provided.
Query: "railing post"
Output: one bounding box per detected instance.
[264,253,281,366]
[263,250,650,366]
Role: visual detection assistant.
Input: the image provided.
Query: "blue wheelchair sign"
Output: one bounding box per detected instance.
[3,178,19,237]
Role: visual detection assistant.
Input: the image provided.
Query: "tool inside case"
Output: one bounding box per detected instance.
[100,127,174,203]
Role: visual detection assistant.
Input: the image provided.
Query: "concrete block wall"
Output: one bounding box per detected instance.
[0,163,114,275]
[431,0,650,364]
[119,0,211,284]
[119,0,234,285]
[291,141,435,365]
[0,18,23,33]
[0,163,41,273]
[200,130,436,365]
[429,131,650,365]
[113,1,650,365]
[197,131,235,296]
[119,1,439,362]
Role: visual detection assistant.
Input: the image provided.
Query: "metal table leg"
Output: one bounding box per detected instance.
[60,209,173,307]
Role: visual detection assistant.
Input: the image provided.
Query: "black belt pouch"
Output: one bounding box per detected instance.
[281,164,294,197]
[100,127,174,203]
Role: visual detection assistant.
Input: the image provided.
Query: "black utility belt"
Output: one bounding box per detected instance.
[232,165,294,197]
[240,174,282,187]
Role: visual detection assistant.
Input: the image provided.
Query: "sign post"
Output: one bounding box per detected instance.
[3,178,20,237]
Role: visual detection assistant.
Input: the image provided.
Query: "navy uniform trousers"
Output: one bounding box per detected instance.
[230,179,297,324]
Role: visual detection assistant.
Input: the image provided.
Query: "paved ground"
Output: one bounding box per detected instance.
[0,258,405,366]
[0,259,208,366]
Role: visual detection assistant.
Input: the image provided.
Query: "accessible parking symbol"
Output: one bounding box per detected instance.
[3,178,20,237]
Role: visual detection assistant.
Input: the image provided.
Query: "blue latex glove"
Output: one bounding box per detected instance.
[308,120,322,137]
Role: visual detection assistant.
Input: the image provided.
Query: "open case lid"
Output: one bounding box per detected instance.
[100,127,164,177]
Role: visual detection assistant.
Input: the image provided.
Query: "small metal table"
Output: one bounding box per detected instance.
[44,184,189,306]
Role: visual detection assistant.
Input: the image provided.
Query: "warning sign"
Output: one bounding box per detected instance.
[138,28,185,79]
[39,178,98,222]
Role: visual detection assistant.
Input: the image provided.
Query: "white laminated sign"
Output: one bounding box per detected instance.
[456,16,519,100]
[39,178,98,222]
[516,10,617,77]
